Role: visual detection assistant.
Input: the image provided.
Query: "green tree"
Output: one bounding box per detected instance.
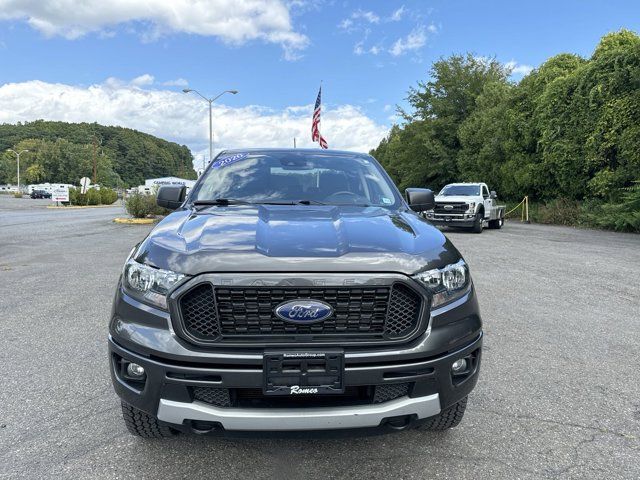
[372,53,510,191]
[24,163,46,183]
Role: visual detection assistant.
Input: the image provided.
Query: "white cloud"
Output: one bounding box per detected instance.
[390,6,406,22]
[130,74,154,86]
[162,78,189,87]
[352,10,380,24]
[505,60,533,77]
[339,8,380,29]
[354,42,382,56]
[389,25,428,56]
[0,0,308,59]
[339,18,353,30]
[0,80,388,165]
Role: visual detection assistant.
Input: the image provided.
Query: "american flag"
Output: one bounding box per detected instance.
[311,86,328,149]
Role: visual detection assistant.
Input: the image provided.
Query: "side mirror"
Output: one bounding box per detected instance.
[490,191,497,199]
[405,188,435,212]
[156,186,186,210]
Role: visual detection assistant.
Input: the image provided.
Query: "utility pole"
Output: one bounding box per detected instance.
[183,88,238,167]
[8,149,29,193]
[92,136,98,184]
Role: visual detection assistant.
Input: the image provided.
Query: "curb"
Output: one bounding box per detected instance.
[113,217,158,225]
[47,204,119,209]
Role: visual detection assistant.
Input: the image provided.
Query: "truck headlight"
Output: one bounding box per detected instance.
[412,259,470,308]
[467,202,476,212]
[123,259,186,309]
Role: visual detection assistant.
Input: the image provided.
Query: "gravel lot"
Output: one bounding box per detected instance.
[1,195,639,479]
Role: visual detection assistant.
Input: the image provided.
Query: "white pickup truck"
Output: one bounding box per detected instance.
[424,182,505,233]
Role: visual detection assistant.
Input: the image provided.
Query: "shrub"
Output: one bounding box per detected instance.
[69,187,86,205]
[13,192,23,198]
[124,193,168,218]
[100,187,118,205]
[87,188,101,205]
[76,193,88,205]
[531,198,581,226]
[585,182,640,232]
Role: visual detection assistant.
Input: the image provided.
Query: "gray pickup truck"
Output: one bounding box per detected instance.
[109,149,483,437]
[424,182,505,233]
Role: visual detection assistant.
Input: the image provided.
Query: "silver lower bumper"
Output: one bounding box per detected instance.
[157,394,441,431]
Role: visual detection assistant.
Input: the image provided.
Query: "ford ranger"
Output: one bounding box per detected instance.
[109,149,483,437]
[424,182,505,233]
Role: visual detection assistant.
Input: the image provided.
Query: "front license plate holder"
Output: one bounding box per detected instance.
[263,351,344,396]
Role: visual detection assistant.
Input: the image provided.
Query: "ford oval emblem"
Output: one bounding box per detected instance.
[274,300,333,324]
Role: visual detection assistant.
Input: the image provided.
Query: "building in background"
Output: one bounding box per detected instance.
[27,183,75,194]
[136,177,196,195]
[0,184,19,194]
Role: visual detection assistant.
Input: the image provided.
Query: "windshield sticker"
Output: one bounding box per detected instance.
[212,152,249,169]
[381,197,392,204]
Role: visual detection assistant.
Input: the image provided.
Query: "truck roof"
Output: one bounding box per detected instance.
[443,182,485,186]
[219,148,369,157]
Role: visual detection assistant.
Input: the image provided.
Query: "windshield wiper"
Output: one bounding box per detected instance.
[192,198,253,207]
[254,200,328,205]
[193,199,372,208]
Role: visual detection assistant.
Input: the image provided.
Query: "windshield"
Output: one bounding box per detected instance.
[190,151,399,207]
[439,185,480,196]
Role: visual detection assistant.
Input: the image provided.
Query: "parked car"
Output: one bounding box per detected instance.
[424,182,505,233]
[109,149,483,437]
[30,190,51,199]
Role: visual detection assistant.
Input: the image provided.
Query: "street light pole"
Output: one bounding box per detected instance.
[7,149,29,193]
[183,88,238,172]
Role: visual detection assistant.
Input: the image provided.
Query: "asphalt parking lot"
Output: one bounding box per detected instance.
[1,195,639,479]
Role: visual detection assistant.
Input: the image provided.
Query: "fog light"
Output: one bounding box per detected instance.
[452,358,467,373]
[126,362,145,377]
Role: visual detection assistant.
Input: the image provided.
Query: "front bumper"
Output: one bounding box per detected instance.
[424,213,477,227]
[157,394,441,431]
[109,332,482,432]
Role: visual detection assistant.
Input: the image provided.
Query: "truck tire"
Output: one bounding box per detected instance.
[121,401,176,438]
[415,397,468,431]
[488,215,504,229]
[472,213,483,233]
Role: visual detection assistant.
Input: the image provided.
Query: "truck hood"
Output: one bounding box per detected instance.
[135,205,462,276]
[434,195,474,203]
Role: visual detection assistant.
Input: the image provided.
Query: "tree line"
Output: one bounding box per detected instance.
[0,120,197,188]
[370,30,640,231]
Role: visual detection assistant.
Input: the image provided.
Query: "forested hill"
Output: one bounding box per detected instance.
[0,120,197,187]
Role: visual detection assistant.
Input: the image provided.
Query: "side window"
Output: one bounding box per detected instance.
[482,186,489,199]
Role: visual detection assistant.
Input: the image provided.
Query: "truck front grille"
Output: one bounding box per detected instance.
[434,202,468,214]
[177,283,424,345]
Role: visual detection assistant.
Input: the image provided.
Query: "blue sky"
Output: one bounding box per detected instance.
[0,0,638,164]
